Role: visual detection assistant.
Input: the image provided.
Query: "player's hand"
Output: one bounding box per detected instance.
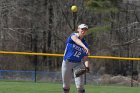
[83,47,90,55]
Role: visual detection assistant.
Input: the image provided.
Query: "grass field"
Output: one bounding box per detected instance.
[0,81,140,93]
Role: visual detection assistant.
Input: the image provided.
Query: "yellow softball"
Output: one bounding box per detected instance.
[71,5,78,12]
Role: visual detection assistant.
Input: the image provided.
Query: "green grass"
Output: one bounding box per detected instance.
[0,81,140,93]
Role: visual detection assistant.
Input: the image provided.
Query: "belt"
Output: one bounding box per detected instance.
[66,59,81,63]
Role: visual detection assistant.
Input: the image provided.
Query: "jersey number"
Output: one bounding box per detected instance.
[74,51,81,58]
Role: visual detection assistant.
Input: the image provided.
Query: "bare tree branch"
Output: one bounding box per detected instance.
[112,38,140,46]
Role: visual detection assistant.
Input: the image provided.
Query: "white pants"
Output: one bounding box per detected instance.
[61,60,84,90]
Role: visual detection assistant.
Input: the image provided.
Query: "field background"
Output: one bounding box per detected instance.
[0,0,140,93]
[0,81,140,93]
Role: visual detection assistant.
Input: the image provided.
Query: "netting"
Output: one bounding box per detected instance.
[0,70,61,82]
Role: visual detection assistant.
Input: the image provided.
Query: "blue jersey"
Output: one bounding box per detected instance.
[63,33,88,62]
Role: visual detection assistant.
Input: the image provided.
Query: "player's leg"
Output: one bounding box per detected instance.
[74,71,85,93]
[62,60,73,93]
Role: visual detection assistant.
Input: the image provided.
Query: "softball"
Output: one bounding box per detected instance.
[71,5,78,12]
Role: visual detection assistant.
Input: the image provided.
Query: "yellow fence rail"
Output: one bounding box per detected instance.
[0,51,140,61]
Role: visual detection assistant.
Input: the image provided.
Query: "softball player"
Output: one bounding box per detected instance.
[62,24,90,93]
